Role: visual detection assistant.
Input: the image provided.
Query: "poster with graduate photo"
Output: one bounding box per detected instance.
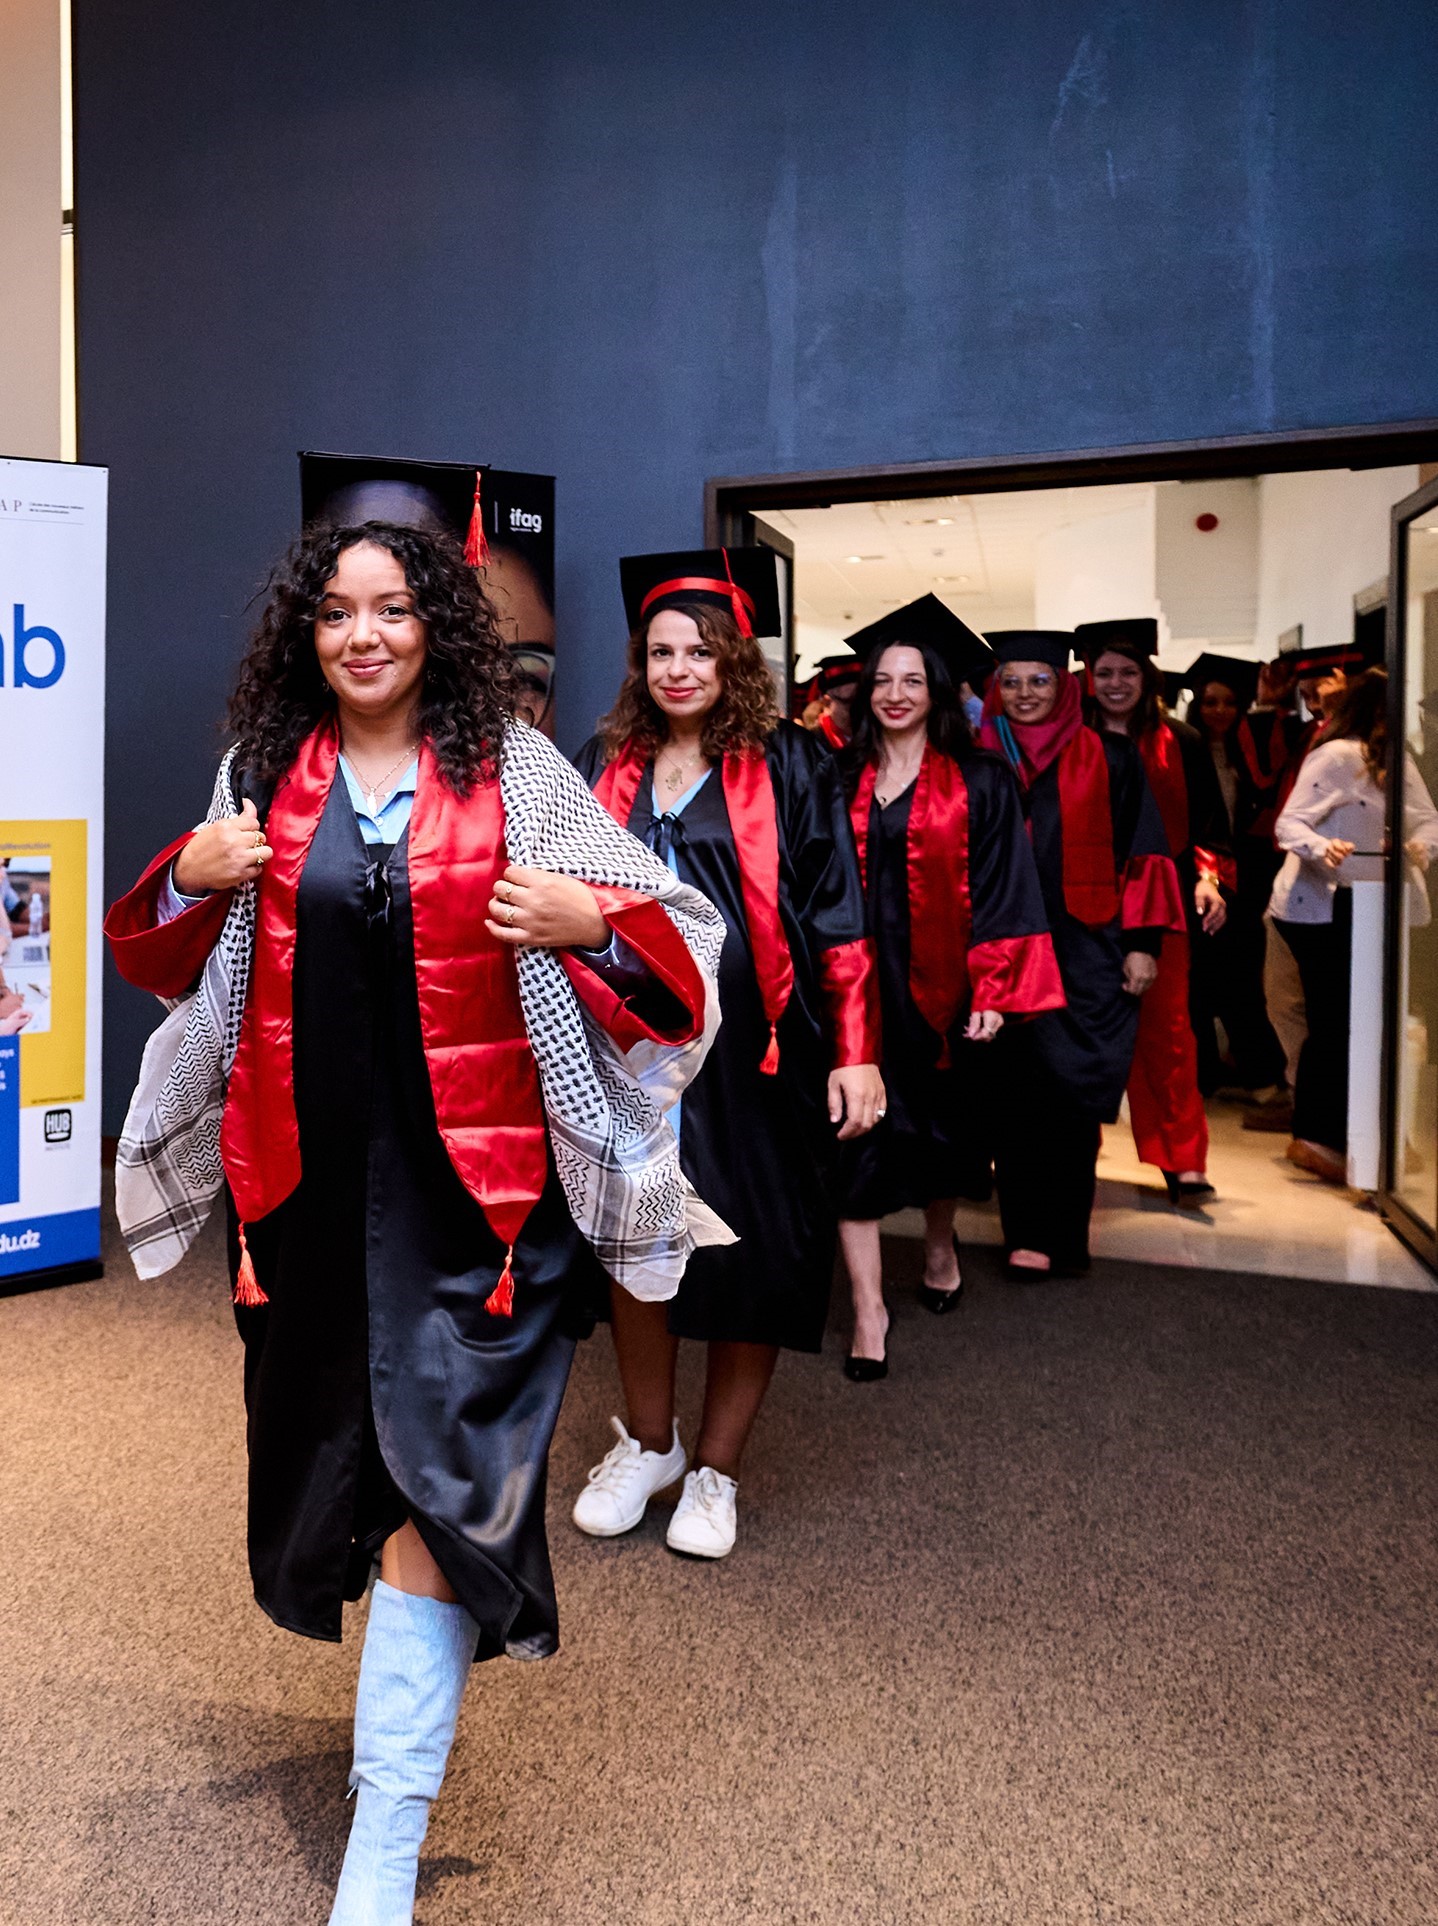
[0,457,106,1288]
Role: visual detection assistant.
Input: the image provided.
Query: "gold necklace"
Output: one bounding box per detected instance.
[344,743,417,815]
[658,747,705,795]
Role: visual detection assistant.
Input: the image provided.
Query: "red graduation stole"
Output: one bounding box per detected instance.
[1139,721,1189,862]
[594,741,794,1071]
[1053,730,1120,926]
[849,745,972,1041]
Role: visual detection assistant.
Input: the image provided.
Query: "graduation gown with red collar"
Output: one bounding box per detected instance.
[836,744,1064,1220]
[1006,728,1184,1120]
[106,723,706,1658]
[576,721,878,1353]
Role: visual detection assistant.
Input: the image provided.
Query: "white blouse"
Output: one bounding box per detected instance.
[1269,738,1438,926]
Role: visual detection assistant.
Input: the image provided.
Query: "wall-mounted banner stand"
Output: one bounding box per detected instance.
[0,456,107,1294]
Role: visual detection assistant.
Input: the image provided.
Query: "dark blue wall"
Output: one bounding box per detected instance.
[76,0,1438,1124]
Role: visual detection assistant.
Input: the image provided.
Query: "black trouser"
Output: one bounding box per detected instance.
[1272,894,1352,1155]
[991,1051,1102,1268]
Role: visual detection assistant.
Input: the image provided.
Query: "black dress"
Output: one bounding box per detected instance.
[234,776,604,1661]
[990,731,1170,1268]
[837,756,1051,1219]
[576,724,869,1353]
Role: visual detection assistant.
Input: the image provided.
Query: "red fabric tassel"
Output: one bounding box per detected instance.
[721,548,754,637]
[463,471,491,569]
[233,1223,268,1307]
[486,1245,516,1317]
[760,1023,780,1075]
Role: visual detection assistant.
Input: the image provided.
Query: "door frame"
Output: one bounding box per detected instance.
[1379,471,1438,1271]
[706,417,1438,540]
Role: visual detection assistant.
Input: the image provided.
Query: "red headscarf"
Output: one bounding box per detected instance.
[979,668,1120,926]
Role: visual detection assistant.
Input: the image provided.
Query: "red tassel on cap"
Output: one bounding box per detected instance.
[721,548,754,638]
[760,1022,780,1075]
[463,470,491,569]
[485,1245,515,1317]
[233,1223,268,1307]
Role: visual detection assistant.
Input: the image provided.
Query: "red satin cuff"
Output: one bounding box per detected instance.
[1122,853,1187,933]
[818,937,881,1068]
[1194,846,1238,893]
[104,831,235,998]
[559,887,706,1052]
[967,933,1066,1014]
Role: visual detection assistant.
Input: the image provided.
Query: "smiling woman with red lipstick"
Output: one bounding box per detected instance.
[573,547,884,1558]
[105,507,720,1924]
[833,598,1063,1378]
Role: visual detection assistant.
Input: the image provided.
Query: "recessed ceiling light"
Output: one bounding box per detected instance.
[936,575,971,584]
[845,553,883,563]
[936,517,954,526]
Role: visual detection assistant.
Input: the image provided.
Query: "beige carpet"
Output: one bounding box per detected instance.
[2,1190,1436,1925]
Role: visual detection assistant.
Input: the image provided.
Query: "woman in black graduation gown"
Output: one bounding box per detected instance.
[573,547,883,1559]
[106,508,711,1926]
[978,631,1184,1277]
[832,597,1064,1378]
[1183,653,1289,1099]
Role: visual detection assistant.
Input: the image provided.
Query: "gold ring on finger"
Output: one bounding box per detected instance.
[506,904,516,926]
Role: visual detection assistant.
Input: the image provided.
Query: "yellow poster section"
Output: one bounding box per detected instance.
[0,820,87,1106]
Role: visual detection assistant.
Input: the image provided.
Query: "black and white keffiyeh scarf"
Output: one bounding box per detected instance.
[116,723,732,1298]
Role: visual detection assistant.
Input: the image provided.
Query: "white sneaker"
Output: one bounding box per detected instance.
[572,1416,686,1537]
[665,1466,738,1559]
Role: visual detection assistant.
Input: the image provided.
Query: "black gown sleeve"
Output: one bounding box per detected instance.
[769,723,867,952]
[1174,720,1232,884]
[573,734,607,788]
[768,723,879,1064]
[966,754,1052,947]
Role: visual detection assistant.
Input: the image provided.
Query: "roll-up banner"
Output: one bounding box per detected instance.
[0,456,107,1292]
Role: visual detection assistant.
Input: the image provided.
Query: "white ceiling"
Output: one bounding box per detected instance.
[759,483,1156,672]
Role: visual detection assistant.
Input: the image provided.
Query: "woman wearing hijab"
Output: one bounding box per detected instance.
[835,598,1064,1378]
[106,504,717,1925]
[980,631,1183,1276]
[573,548,882,1557]
[1077,619,1230,1203]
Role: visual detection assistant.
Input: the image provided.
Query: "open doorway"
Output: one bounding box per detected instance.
[710,425,1438,1289]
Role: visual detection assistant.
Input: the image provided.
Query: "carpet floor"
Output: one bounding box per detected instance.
[2,1194,1436,1925]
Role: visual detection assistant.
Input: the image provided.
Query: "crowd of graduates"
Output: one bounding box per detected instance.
[104,462,1433,1924]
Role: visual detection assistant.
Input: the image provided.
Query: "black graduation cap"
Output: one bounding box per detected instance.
[843,594,994,688]
[817,652,862,691]
[987,630,1075,673]
[1074,617,1160,661]
[1184,652,1261,711]
[300,451,488,565]
[1160,670,1189,709]
[1279,638,1372,678]
[619,548,781,639]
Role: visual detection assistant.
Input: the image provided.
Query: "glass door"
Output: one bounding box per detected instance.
[1381,475,1438,1269]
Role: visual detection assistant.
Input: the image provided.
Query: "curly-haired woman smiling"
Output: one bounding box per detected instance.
[106,513,721,1925]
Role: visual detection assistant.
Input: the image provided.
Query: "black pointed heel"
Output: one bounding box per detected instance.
[1162,1171,1216,1205]
[918,1231,964,1313]
[844,1312,891,1381]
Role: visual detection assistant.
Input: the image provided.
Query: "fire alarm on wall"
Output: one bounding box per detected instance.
[1195,512,1220,532]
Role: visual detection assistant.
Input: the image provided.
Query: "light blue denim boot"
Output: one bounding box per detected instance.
[328,1578,479,1926]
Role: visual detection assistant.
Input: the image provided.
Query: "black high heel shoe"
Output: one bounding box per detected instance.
[1162,1170,1216,1205]
[917,1231,964,1314]
[844,1313,891,1382]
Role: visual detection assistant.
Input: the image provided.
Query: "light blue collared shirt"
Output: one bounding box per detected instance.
[337,754,418,846]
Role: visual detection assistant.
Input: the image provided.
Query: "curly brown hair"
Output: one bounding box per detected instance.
[597,602,781,761]
[227,520,523,790]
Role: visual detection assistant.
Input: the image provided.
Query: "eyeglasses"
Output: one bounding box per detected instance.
[999,673,1055,693]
